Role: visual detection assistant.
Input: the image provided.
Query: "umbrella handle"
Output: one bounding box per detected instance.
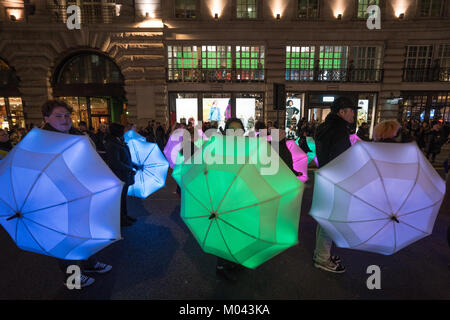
[6,212,22,221]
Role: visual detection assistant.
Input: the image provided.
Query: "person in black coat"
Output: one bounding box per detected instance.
[0,128,13,151]
[105,123,139,227]
[425,123,443,163]
[313,97,360,273]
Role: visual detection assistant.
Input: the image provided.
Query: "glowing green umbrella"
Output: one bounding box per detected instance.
[296,136,317,166]
[173,135,303,269]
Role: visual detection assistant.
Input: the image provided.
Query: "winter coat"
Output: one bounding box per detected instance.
[105,135,136,185]
[314,112,351,168]
[426,130,443,155]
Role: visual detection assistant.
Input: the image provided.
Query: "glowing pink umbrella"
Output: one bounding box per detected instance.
[350,134,361,146]
[163,130,184,169]
[286,140,309,183]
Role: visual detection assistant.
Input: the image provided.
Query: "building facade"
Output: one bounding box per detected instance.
[1,0,449,133]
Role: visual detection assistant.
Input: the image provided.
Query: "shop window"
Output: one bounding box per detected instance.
[236,46,265,81]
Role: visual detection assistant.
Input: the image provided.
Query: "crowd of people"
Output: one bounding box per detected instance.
[1,98,449,288]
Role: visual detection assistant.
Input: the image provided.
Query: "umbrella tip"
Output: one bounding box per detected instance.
[209,212,217,220]
[389,214,400,223]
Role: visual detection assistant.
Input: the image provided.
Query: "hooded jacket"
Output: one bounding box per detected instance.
[314,112,351,168]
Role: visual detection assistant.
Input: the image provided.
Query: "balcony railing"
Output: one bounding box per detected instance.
[402,68,450,82]
[167,68,265,82]
[285,68,384,82]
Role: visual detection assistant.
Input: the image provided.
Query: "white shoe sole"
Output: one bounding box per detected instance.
[314,262,346,274]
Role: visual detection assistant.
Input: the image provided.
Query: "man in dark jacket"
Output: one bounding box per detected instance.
[41,100,112,289]
[105,123,138,227]
[312,97,360,273]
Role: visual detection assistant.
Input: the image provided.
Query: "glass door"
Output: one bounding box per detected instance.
[235,93,264,133]
[90,97,110,132]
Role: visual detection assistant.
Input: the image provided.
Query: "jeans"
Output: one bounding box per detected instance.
[313,224,333,263]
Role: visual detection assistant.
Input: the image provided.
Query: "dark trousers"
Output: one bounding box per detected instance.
[58,256,98,280]
[216,257,238,269]
[121,183,130,219]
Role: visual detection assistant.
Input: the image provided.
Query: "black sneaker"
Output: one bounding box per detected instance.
[216,266,237,282]
[314,258,346,273]
[331,255,342,264]
[84,262,112,274]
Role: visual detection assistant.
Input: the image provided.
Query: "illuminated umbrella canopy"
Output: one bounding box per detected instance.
[309,141,446,255]
[173,135,304,269]
[0,128,123,260]
[163,130,184,169]
[126,138,169,199]
[286,140,309,183]
[349,133,361,145]
[124,129,146,143]
[296,137,318,166]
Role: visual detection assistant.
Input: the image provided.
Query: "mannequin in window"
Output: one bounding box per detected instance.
[209,100,221,121]
[286,99,300,130]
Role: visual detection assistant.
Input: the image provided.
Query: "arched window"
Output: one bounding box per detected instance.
[53,52,125,132]
[55,52,123,86]
[0,58,24,130]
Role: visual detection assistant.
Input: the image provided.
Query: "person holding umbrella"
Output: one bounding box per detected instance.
[105,123,139,227]
[41,100,112,288]
[312,96,360,273]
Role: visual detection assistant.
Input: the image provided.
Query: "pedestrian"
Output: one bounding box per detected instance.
[356,122,370,141]
[417,122,430,150]
[92,123,108,159]
[313,96,361,273]
[104,122,139,227]
[0,128,13,152]
[41,99,112,289]
[155,121,166,150]
[425,122,443,163]
[146,120,156,142]
[373,120,401,142]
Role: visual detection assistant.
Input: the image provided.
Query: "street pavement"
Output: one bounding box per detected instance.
[0,164,449,300]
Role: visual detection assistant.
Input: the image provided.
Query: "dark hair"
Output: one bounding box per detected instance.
[255,120,266,132]
[331,97,356,113]
[286,100,293,107]
[41,100,73,118]
[225,118,244,130]
[79,121,87,127]
[109,122,125,138]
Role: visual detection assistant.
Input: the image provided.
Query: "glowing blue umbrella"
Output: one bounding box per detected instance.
[0,128,123,260]
[127,138,169,198]
[124,129,146,143]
